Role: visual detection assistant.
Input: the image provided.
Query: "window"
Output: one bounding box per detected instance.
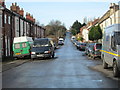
[0,14,1,24]
[8,16,10,24]
[22,43,27,48]
[114,32,120,45]
[15,43,20,49]
[4,14,7,24]
[111,34,116,51]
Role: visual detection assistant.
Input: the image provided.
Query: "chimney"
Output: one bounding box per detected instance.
[118,1,120,10]
[31,15,34,21]
[33,18,35,23]
[26,13,31,20]
[19,8,24,16]
[16,5,20,14]
[110,3,114,9]
[0,0,5,7]
[10,2,19,13]
[10,3,16,12]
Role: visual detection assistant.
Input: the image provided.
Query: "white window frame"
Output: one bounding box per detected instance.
[8,16,10,24]
[4,14,6,24]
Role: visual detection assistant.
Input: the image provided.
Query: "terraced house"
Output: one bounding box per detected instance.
[80,2,120,43]
[0,1,46,60]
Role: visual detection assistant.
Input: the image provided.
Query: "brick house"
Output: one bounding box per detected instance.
[0,2,46,60]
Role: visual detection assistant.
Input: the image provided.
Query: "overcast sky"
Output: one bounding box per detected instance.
[5,0,119,29]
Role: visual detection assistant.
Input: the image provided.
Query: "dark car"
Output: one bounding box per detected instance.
[85,43,91,55]
[31,38,55,59]
[87,43,102,59]
[78,43,86,51]
[76,42,81,49]
[73,40,78,46]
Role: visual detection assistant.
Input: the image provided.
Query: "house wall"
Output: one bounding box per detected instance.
[82,29,89,42]
[1,8,45,60]
[0,9,3,61]
[100,10,120,34]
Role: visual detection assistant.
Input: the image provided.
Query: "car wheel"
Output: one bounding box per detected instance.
[31,58,35,60]
[92,56,95,60]
[113,61,120,77]
[48,56,52,59]
[103,57,108,69]
[27,55,31,59]
[88,53,90,57]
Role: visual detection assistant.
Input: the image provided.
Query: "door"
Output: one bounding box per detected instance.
[13,43,22,56]
[21,42,30,55]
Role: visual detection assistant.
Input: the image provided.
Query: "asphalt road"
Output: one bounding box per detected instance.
[2,32,119,88]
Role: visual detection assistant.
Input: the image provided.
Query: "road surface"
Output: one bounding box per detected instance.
[2,32,119,88]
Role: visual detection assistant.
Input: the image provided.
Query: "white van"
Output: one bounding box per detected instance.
[13,36,33,59]
[101,24,120,77]
[58,38,64,45]
[71,36,76,41]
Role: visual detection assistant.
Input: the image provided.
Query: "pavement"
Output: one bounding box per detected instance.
[89,65,120,81]
[2,32,120,88]
[1,60,30,72]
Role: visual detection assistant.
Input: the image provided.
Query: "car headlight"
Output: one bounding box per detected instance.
[31,52,36,54]
[44,51,51,54]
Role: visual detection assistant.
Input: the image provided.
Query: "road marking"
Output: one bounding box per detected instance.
[92,80,103,82]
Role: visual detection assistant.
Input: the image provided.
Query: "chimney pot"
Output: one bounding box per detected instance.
[15,2,17,6]
[19,8,24,17]
[0,0,5,7]
[12,3,14,6]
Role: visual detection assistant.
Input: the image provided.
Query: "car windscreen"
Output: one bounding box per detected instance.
[59,40,63,42]
[96,44,102,49]
[80,43,86,46]
[115,32,120,45]
[77,42,81,45]
[33,39,49,47]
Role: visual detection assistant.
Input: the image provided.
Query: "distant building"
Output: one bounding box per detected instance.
[80,19,99,42]
[80,2,120,43]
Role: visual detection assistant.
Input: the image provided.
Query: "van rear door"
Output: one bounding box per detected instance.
[21,42,30,55]
[14,43,22,56]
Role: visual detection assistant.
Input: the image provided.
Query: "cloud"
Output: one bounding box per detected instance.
[5,0,119,2]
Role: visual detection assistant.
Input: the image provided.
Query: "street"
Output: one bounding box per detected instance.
[2,32,119,88]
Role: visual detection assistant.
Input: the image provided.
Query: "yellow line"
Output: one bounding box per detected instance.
[100,50,120,57]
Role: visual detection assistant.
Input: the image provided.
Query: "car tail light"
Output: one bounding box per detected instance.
[94,45,97,51]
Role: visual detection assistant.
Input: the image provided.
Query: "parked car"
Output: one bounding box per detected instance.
[85,43,90,55]
[13,36,33,59]
[71,36,76,41]
[72,40,77,45]
[76,42,81,49]
[31,38,55,59]
[74,40,78,46]
[58,38,64,45]
[78,43,86,51]
[87,43,102,59]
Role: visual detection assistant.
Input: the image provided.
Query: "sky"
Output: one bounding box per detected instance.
[5,0,120,29]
